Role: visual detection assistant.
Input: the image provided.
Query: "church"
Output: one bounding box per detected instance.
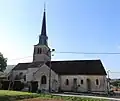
[10,8,107,93]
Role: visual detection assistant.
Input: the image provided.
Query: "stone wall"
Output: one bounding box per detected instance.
[60,75,107,92]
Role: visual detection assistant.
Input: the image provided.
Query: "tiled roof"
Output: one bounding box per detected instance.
[12,63,31,70]
[12,61,44,70]
[13,60,107,75]
[47,60,107,75]
[28,61,44,68]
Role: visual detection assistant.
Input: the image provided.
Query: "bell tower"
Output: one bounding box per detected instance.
[33,7,51,62]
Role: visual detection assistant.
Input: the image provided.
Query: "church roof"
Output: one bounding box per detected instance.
[12,61,44,70]
[12,63,31,70]
[41,9,47,36]
[12,60,106,75]
[48,60,107,75]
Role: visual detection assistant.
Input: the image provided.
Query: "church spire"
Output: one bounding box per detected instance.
[44,2,46,12]
[39,4,48,46]
[41,3,46,36]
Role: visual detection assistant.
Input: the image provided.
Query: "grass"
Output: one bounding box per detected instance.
[0,90,40,101]
[0,90,108,101]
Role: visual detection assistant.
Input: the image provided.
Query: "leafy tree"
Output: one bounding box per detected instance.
[0,52,7,72]
[111,80,120,87]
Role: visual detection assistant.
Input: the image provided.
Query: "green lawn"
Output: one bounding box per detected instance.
[0,90,108,101]
[0,90,40,101]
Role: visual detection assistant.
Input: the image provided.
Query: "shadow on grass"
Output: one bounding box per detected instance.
[0,95,40,101]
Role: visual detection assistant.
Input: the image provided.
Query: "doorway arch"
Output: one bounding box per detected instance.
[86,78,91,92]
[41,75,47,84]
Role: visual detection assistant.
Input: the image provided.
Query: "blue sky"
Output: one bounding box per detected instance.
[0,0,120,78]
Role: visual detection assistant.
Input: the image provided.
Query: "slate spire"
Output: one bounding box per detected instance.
[39,4,48,46]
[41,4,46,36]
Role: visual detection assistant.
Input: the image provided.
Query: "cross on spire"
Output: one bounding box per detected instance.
[44,2,46,12]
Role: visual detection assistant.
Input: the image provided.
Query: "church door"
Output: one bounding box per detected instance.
[86,79,91,92]
[40,75,47,92]
[73,78,77,92]
[52,80,58,92]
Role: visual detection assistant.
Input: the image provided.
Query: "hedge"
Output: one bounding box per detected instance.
[1,80,24,91]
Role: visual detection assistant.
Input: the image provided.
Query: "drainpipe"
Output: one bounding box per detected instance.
[107,70,110,95]
[48,49,55,93]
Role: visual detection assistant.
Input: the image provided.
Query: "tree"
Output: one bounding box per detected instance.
[0,52,7,72]
[111,80,120,87]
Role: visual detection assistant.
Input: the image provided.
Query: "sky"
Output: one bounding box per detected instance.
[0,0,120,78]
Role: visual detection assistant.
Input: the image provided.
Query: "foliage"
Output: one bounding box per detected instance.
[110,80,120,87]
[37,94,108,101]
[0,90,40,101]
[0,52,7,72]
[0,90,108,101]
[1,80,24,91]
[1,80,10,90]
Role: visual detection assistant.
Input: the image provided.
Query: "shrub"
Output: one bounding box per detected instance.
[1,80,10,90]
[1,80,24,91]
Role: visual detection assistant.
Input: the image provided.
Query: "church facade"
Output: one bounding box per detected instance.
[10,9,107,93]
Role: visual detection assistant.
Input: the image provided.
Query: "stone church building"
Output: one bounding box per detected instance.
[10,9,107,93]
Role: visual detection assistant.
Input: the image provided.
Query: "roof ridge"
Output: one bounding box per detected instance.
[51,59,101,62]
[18,62,31,64]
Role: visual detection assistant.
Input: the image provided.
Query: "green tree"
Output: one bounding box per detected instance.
[0,52,7,72]
[111,80,120,87]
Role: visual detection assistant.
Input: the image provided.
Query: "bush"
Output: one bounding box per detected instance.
[31,81,38,93]
[1,80,24,91]
[1,80,10,90]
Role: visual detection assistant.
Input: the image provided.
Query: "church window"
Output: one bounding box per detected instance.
[37,48,39,54]
[19,72,23,76]
[15,75,19,80]
[34,48,35,54]
[24,75,26,81]
[96,79,99,85]
[65,79,69,85]
[73,78,77,83]
[37,48,42,54]
[39,48,42,54]
[41,75,47,84]
[81,80,83,84]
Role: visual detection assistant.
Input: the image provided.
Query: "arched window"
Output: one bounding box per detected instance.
[15,75,19,80]
[39,48,42,54]
[37,48,42,54]
[65,79,69,85]
[96,79,99,85]
[19,72,23,76]
[81,80,83,84]
[24,75,26,81]
[41,75,47,84]
[37,48,39,54]
[34,48,35,54]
